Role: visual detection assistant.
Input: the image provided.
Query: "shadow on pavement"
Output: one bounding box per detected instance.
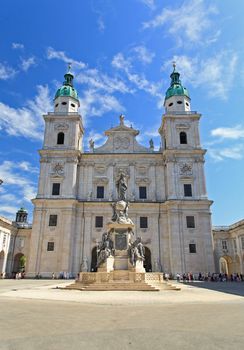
[183,281,244,297]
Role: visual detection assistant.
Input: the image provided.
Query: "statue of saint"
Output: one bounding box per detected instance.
[116,173,127,201]
[97,232,114,267]
[129,237,145,266]
[119,114,125,125]
[89,139,95,152]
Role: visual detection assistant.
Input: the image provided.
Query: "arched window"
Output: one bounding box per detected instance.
[180,131,187,144]
[57,132,64,145]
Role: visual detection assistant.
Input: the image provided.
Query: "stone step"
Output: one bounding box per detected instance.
[66,282,159,291]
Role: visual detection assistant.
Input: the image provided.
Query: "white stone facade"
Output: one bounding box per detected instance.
[26,72,216,278]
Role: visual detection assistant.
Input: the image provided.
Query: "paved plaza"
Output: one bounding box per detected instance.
[1,279,244,350]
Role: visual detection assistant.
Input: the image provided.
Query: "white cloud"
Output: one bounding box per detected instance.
[0,160,37,208]
[86,130,106,149]
[80,89,124,122]
[211,126,244,139]
[20,56,36,71]
[133,46,155,65]
[0,160,37,218]
[98,17,105,32]
[0,206,19,216]
[0,62,17,80]
[112,53,163,108]
[163,51,238,100]
[47,47,86,69]
[0,85,52,140]
[75,68,133,95]
[208,146,243,161]
[12,42,24,50]
[19,161,39,173]
[143,0,218,45]
[139,0,155,10]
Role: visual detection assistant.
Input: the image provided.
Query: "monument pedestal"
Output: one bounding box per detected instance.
[97,256,114,273]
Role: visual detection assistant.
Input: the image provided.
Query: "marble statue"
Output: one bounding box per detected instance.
[129,237,145,266]
[116,173,127,201]
[97,232,114,267]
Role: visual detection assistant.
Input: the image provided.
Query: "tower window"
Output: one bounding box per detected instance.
[184,184,192,197]
[49,215,57,227]
[61,102,67,105]
[47,242,55,251]
[95,216,103,228]
[57,132,64,145]
[52,183,60,195]
[97,186,104,199]
[189,244,196,253]
[71,103,75,107]
[140,217,148,228]
[177,101,183,104]
[186,216,195,228]
[180,132,187,144]
[169,102,173,107]
[139,186,147,199]
[186,102,189,106]
[55,103,58,108]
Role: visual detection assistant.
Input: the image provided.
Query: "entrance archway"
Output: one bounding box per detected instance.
[90,247,97,272]
[0,251,4,274]
[219,256,233,275]
[13,253,25,273]
[143,247,152,272]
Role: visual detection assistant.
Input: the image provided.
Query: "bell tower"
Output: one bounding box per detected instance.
[159,64,215,275]
[28,67,84,277]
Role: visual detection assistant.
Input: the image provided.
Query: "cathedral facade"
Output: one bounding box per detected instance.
[24,67,215,277]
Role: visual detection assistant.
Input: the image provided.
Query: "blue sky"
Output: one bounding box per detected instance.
[0,0,244,226]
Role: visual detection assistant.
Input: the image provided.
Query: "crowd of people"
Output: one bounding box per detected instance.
[165,272,244,282]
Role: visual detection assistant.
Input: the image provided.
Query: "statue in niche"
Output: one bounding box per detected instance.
[116,173,127,201]
[129,237,145,266]
[97,232,114,267]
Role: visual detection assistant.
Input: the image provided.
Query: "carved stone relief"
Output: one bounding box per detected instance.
[54,123,69,131]
[114,136,130,150]
[115,167,130,179]
[94,166,106,175]
[175,123,190,130]
[179,163,193,176]
[51,162,64,177]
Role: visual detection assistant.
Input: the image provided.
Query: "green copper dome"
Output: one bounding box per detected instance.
[165,65,190,100]
[55,70,79,101]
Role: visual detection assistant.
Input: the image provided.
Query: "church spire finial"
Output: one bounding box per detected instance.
[172,61,176,71]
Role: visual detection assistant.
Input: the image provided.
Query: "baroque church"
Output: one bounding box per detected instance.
[1,66,243,278]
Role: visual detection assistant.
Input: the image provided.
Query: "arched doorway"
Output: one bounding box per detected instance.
[0,251,5,274]
[143,247,152,272]
[90,247,97,272]
[219,256,233,275]
[13,253,25,273]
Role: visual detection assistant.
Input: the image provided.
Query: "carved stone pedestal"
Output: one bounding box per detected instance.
[130,259,145,273]
[97,256,114,272]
